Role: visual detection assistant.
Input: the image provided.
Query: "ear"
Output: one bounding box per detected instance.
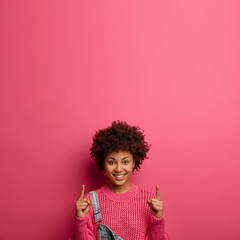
[102,163,107,176]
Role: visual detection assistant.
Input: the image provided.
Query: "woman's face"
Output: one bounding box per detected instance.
[104,150,135,189]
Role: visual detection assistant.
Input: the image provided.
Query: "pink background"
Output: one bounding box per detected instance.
[1,0,240,239]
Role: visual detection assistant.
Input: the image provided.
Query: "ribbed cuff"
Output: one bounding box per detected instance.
[150,215,165,239]
[150,214,165,222]
[75,215,88,229]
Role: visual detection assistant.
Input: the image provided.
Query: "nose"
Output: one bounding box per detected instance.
[114,163,122,172]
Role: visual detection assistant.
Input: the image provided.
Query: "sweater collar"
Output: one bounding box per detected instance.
[102,182,138,202]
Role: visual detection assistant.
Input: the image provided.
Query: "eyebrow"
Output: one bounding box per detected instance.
[108,156,130,160]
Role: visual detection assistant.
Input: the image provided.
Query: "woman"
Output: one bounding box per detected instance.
[71,121,170,240]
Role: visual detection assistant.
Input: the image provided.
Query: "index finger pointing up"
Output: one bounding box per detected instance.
[156,185,161,200]
[79,184,85,200]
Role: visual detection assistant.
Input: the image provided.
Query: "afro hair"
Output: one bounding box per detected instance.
[90,120,150,171]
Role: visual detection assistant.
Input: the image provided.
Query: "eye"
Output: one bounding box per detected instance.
[123,161,129,165]
[108,161,115,165]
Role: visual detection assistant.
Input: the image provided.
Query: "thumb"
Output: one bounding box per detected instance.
[147,199,152,206]
[84,202,91,213]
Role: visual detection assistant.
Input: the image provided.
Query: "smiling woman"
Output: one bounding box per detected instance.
[70,121,170,240]
[104,150,135,193]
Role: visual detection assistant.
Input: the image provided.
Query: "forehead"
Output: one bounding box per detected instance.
[106,150,133,159]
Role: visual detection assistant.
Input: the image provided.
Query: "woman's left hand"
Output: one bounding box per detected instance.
[147,185,163,218]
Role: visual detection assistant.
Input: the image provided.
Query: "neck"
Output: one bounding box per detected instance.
[108,181,132,194]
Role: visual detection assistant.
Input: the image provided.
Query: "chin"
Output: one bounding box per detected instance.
[111,178,130,187]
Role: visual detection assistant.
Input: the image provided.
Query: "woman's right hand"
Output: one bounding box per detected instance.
[75,184,91,218]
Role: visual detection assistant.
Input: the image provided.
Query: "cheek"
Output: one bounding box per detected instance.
[125,165,134,172]
[104,165,114,174]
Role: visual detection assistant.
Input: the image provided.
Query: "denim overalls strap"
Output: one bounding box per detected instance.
[89,191,124,240]
[89,191,102,223]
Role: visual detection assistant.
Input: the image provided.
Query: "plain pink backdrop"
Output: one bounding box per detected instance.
[1,0,240,239]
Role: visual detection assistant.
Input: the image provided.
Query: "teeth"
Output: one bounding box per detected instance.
[115,175,124,178]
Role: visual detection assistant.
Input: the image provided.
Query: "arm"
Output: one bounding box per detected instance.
[145,215,166,240]
[70,185,97,240]
[146,186,170,240]
[73,215,96,240]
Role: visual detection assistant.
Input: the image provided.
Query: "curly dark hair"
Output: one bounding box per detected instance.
[90,120,150,172]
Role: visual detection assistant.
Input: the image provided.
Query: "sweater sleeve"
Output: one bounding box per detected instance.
[72,215,96,240]
[145,215,170,240]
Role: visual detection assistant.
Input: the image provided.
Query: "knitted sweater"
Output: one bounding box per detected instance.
[71,183,170,240]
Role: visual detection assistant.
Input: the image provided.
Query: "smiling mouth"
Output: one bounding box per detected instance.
[113,174,126,180]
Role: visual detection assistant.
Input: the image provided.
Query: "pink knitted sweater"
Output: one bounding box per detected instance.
[71,183,170,240]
